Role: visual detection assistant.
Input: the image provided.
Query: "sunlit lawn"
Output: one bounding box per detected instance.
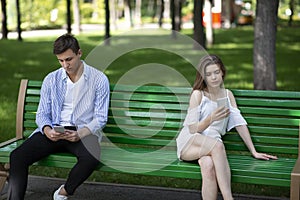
[0,23,299,198]
[1,25,299,142]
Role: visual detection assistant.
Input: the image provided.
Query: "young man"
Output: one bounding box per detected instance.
[7,34,110,200]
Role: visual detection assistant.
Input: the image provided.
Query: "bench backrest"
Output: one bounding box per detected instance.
[18,79,300,157]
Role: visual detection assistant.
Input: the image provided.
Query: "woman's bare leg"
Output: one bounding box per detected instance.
[198,156,218,200]
[180,135,233,200]
[209,141,233,200]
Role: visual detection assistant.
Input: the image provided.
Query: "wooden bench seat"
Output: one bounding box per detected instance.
[0,79,300,199]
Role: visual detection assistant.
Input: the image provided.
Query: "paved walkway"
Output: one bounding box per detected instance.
[0,23,194,39]
[0,175,288,200]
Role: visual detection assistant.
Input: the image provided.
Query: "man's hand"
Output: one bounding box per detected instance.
[44,126,91,142]
[44,126,65,141]
[62,130,81,142]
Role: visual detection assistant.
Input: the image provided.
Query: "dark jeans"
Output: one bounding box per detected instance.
[7,133,100,200]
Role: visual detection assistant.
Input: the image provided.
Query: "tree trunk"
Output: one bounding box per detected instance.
[124,0,134,27]
[253,0,279,90]
[73,0,81,34]
[204,0,213,47]
[223,0,231,28]
[135,0,142,26]
[92,0,98,19]
[163,0,170,23]
[158,0,164,27]
[1,0,8,39]
[288,0,294,27]
[171,0,182,39]
[16,0,22,41]
[171,0,175,31]
[193,0,205,49]
[110,0,118,30]
[66,0,72,34]
[105,0,110,45]
[177,0,182,31]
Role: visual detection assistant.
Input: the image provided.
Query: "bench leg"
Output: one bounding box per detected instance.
[291,174,300,200]
[0,164,9,194]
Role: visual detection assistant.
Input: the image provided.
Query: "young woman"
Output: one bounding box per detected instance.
[176,54,277,200]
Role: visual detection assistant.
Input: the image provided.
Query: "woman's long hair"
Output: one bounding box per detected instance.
[192,54,226,91]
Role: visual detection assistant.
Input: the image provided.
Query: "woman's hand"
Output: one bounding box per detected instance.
[210,106,230,123]
[252,152,278,160]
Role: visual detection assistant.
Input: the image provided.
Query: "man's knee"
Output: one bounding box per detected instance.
[89,156,100,168]
[81,153,100,168]
[10,148,22,163]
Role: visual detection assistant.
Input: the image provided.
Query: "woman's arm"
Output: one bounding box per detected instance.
[228,90,277,160]
[187,90,229,134]
[187,90,208,133]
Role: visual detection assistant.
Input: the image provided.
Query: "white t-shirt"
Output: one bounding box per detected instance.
[60,74,84,125]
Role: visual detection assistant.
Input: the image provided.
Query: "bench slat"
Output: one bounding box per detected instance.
[244,116,299,126]
[109,109,185,120]
[240,107,300,117]
[232,89,300,99]
[111,92,189,103]
[103,125,178,137]
[236,99,300,108]
[111,100,189,111]
[224,134,298,145]
[247,126,299,136]
[224,143,298,154]
[111,84,191,94]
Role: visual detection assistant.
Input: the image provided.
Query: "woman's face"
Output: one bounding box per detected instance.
[204,64,224,88]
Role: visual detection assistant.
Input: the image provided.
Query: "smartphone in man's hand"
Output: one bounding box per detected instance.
[54,126,77,133]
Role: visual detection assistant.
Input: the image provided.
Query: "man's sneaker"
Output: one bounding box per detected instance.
[53,185,68,200]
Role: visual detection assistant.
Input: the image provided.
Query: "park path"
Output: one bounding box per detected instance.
[0,175,287,200]
[1,22,194,39]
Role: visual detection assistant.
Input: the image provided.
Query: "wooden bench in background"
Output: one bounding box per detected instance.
[0,79,300,199]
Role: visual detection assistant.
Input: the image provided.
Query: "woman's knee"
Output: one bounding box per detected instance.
[211,141,226,155]
[198,156,216,179]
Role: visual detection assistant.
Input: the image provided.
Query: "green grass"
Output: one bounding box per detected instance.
[0,24,299,198]
[1,25,299,141]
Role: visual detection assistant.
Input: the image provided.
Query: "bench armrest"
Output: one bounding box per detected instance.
[292,158,300,176]
[0,137,22,148]
[15,79,28,140]
[291,158,300,200]
[290,122,300,200]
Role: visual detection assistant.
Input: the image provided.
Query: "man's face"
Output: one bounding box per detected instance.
[56,49,82,75]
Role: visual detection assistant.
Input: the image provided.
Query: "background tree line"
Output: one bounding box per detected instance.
[1,0,299,90]
[1,0,298,35]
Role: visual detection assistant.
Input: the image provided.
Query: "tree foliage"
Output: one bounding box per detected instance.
[3,0,105,30]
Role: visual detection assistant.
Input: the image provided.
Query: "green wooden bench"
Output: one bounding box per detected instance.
[0,79,300,199]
